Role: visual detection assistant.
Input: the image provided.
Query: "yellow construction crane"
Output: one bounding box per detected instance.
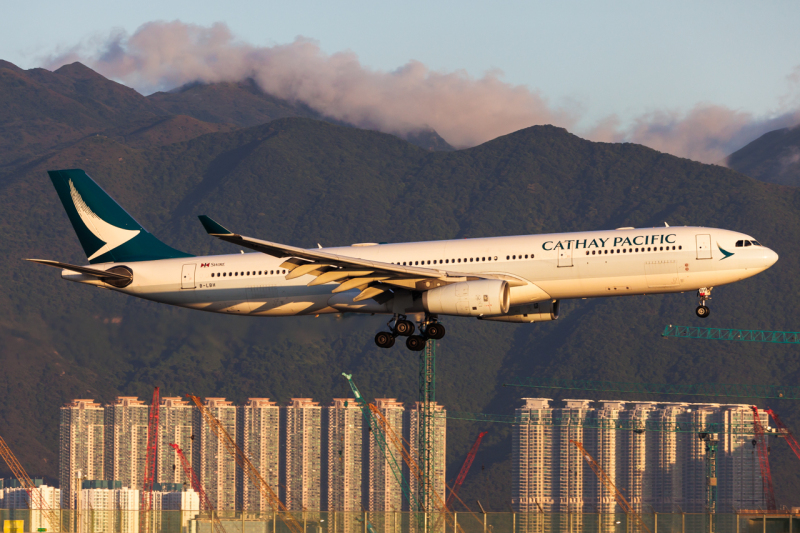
[0,435,57,531]
[187,395,303,533]
[570,440,652,533]
[368,403,481,533]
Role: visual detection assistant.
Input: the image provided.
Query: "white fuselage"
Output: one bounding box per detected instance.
[62,226,778,318]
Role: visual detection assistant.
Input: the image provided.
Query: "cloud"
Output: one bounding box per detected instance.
[588,105,800,164]
[44,21,576,148]
[43,21,800,161]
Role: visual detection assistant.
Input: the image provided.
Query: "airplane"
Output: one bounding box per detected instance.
[28,169,779,351]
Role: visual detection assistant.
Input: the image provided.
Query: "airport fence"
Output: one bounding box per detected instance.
[0,509,795,533]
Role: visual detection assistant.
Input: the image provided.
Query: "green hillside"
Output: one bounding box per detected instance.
[1,67,799,509]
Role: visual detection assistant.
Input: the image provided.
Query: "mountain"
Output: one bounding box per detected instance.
[726,126,800,187]
[0,59,453,168]
[148,78,455,151]
[1,64,800,509]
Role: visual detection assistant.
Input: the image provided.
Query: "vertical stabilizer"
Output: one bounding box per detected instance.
[47,169,193,263]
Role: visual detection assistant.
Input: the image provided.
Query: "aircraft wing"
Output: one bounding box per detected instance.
[198,216,524,302]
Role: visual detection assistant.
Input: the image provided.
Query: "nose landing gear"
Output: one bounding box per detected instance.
[696,287,712,318]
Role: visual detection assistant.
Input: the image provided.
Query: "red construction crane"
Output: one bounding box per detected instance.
[765,408,800,462]
[140,387,160,533]
[169,443,227,533]
[750,406,777,510]
[446,431,487,510]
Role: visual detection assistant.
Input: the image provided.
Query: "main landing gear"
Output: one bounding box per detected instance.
[696,287,712,318]
[375,315,446,350]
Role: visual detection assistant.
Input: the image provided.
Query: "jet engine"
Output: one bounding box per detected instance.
[422,279,510,317]
[479,299,559,323]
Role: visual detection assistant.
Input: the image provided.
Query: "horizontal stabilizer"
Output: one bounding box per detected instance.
[25,259,132,280]
[198,215,234,236]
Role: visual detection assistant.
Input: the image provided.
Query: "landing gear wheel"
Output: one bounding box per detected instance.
[375,332,396,348]
[696,305,710,318]
[425,323,446,340]
[394,320,415,336]
[406,335,427,351]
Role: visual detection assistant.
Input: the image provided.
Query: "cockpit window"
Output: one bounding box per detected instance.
[745,240,752,247]
[735,240,744,247]
[751,240,762,246]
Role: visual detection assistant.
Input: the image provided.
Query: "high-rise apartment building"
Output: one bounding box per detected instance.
[513,398,553,533]
[158,397,196,486]
[407,402,446,512]
[585,401,624,532]
[60,399,105,508]
[619,402,658,512]
[512,398,766,519]
[239,398,280,512]
[195,398,237,510]
[552,399,591,516]
[369,399,405,515]
[104,397,149,493]
[283,398,322,512]
[327,399,363,512]
[327,398,364,533]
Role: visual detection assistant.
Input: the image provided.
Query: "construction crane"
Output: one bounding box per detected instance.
[169,443,227,533]
[570,440,652,533]
[140,387,160,533]
[662,325,800,344]
[187,394,303,533]
[341,373,418,509]
[445,432,487,510]
[0,435,57,531]
[765,408,800,461]
[342,373,479,533]
[504,376,800,401]
[750,406,777,510]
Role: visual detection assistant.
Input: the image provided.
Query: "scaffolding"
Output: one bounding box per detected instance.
[661,325,800,344]
[417,339,436,512]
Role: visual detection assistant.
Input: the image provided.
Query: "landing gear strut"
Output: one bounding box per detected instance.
[696,287,712,318]
[374,314,446,350]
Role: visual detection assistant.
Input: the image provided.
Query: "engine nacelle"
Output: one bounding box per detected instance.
[422,280,510,317]
[479,300,560,323]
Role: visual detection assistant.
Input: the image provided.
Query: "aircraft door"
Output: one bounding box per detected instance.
[696,234,712,260]
[181,264,196,289]
[558,247,573,267]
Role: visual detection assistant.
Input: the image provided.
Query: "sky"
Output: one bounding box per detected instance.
[5,1,800,162]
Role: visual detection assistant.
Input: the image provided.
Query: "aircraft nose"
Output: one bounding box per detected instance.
[764,248,779,268]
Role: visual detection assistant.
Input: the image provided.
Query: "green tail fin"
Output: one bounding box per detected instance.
[47,169,193,264]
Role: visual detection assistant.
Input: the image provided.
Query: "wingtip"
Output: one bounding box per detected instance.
[197,215,234,236]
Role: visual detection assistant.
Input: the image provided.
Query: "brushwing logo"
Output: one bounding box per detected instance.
[69,179,140,260]
[717,242,734,260]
